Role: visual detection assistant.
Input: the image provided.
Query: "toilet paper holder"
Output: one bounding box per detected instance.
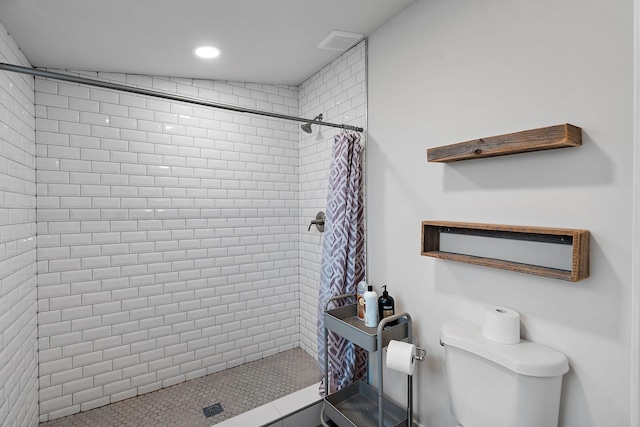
[386,340,427,376]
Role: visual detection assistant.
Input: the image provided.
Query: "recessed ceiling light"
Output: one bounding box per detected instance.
[194,46,220,59]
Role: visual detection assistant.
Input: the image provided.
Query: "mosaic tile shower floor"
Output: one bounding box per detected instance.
[40,348,321,427]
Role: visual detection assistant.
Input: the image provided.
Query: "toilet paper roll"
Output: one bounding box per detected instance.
[386,340,416,375]
[482,306,520,344]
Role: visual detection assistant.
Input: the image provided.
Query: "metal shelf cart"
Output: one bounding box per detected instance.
[322,294,415,427]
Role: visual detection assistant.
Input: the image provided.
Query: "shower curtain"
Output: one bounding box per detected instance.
[317,130,366,395]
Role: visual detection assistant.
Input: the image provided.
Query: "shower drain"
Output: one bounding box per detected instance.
[203,402,224,418]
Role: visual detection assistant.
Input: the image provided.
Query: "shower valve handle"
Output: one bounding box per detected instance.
[308,219,324,231]
[308,212,325,232]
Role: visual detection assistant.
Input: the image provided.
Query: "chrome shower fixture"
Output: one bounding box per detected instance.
[301,113,323,133]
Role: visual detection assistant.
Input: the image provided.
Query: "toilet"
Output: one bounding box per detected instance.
[440,320,569,427]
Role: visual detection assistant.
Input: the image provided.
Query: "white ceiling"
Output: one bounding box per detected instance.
[0,0,416,85]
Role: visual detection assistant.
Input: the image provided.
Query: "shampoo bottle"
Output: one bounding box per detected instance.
[378,285,396,326]
[364,285,378,327]
[356,281,367,320]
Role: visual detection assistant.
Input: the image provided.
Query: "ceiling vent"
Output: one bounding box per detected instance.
[318,30,364,51]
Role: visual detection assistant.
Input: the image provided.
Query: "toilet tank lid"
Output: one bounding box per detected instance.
[440,320,569,377]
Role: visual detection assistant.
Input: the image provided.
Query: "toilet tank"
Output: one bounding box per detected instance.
[440,320,569,427]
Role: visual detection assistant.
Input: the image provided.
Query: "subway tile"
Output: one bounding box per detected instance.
[80,396,110,412]
[99,102,127,116]
[40,358,73,376]
[62,377,93,395]
[91,124,120,139]
[91,232,120,244]
[111,354,139,370]
[93,301,122,315]
[35,79,58,94]
[36,92,68,109]
[79,148,109,162]
[60,121,91,136]
[138,153,163,165]
[48,184,81,197]
[93,370,122,387]
[138,187,163,198]
[72,386,104,405]
[68,97,99,113]
[109,116,137,130]
[79,111,109,126]
[59,84,90,100]
[50,331,83,348]
[89,88,119,104]
[39,321,71,338]
[80,185,110,197]
[39,394,73,415]
[69,209,100,221]
[37,246,70,260]
[70,315,101,332]
[48,258,81,272]
[49,367,82,388]
[110,388,136,403]
[60,196,91,209]
[39,384,63,403]
[101,277,129,292]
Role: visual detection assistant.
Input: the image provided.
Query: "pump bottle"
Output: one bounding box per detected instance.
[363,285,378,327]
[378,285,396,325]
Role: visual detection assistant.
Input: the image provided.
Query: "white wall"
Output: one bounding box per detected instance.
[633,1,640,424]
[298,41,367,359]
[34,72,301,421]
[368,1,633,426]
[0,22,39,427]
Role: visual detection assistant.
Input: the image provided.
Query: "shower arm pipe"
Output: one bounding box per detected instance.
[0,62,364,133]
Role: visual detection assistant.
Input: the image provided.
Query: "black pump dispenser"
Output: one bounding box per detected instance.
[378,285,395,324]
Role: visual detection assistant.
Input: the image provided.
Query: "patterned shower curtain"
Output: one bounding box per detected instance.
[317,131,366,396]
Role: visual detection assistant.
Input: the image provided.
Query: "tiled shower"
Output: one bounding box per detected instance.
[35,72,303,420]
[0,25,39,427]
[0,17,366,423]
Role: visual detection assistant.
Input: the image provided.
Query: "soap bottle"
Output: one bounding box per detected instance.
[356,281,367,320]
[364,285,378,327]
[378,285,396,325]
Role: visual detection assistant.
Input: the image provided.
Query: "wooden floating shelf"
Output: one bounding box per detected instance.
[427,123,582,163]
[421,221,590,282]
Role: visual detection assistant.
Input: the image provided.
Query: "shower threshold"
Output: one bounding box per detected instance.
[215,382,324,427]
[39,347,321,427]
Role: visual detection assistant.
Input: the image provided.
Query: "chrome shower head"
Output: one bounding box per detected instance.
[301,113,323,133]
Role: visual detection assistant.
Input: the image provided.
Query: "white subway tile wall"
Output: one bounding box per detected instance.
[0,29,364,424]
[0,23,39,427]
[35,71,302,421]
[298,41,367,358]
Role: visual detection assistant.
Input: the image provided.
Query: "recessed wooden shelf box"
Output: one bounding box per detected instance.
[427,124,582,163]
[421,221,590,282]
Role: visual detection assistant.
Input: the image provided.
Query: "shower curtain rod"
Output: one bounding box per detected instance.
[0,62,364,133]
